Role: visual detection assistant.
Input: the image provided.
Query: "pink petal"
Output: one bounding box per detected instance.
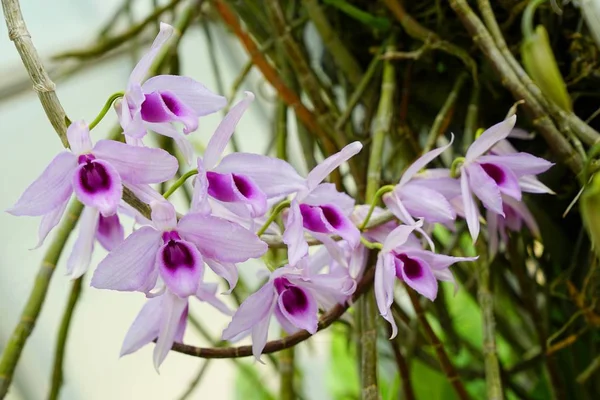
[203,92,254,169]
[96,213,125,251]
[66,120,93,154]
[478,153,553,177]
[206,171,267,217]
[154,292,188,370]
[215,153,306,198]
[276,283,318,334]
[141,75,226,118]
[91,226,162,292]
[301,183,355,215]
[519,175,554,194]
[66,206,99,279]
[196,282,234,315]
[400,248,477,270]
[120,295,163,357]
[487,209,500,258]
[466,115,516,161]
[72,158,122,217]
[222,282,276,341]
[157,238,203,298]
[191,159,212,216]
[503,196,540,238]
[177,214,268,263]
[129,22,174,85]
[383,192,415,225]
[466,163,503,215]
[251,309,275,362]
[151,201,178,231]
[7,152,76,216]
[205,259,238,294]
[283,201,309,266]
[478,162,522,201]
[382,223,421,253]
[374,254,398,338]
[396,254,438,301]
[409,176,462,200]
[33,199,69,249]
[140,90,198,134]
[93,140,178,184]
[306,141,362,191]
[461,171,480,242]
[398,183,456,223]
[400,134,454,186]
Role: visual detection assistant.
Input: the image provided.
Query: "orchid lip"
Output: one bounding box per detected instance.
[394,253,423,280]
[161,238,195,272]
[77,158,112,195]
[274,277,309,315]
[206,171,264,201]
[299,203,343,233]
[162,230,182,242]
[480,163,505,185]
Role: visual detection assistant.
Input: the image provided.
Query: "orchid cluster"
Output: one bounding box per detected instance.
[7,23,554,370]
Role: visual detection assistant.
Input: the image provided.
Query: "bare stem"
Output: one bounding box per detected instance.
[47,276,84,400]
[0,201,84,398]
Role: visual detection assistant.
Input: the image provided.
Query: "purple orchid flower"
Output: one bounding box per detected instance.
[374,221,476,338]
[7,121,178,278]
[120,278,232,370]
[460,115,553,241]
[384,135,457,226]
[96,213,125,251]
[208,142,363,265]
[190,92,268,219]
[222,262,349,360]
[117,22,226,162]
[91,201,267,296]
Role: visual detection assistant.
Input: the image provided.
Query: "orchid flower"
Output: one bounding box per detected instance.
[374,221,476,338]
[459,115,552,241]
[91,201,267,296]
[190,92,268,220]
[384,135,457,226]
[117,22,226,163]
[120,279,232,370]
[7,121,178,278]
[222,263,347,360]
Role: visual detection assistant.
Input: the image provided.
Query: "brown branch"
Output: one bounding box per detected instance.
[169,266,375,358]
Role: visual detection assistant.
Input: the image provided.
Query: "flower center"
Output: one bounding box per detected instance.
[480,163,505,185]
[161,231,194,271]
[274,277,308,314]
[77,155,111,194]
[395,253,423,280]
[299,203,345,232]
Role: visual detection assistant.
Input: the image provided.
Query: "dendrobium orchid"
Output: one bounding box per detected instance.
[191,92,268,220]
[459,115,553,241]
[8,120,178,278]
[117,22,226,162]
[222,262,347,360]
[374,221,476,338]
[120,278,232,370]
[91,201,267,295]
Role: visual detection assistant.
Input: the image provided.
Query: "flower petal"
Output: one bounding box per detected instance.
[7,152,76,216]
[153,292,188,370]
[374,254,398,338]
[301,183,355,215]
[157,238,203,298]
[92,140,178,184]
[203,92,254,169]
[399,249,477,270]
[91,226,162,292]
[503,196,540,238]
[215,153,306,197]
[283,201,309,266]
[466,163,503,215]
[146,122,194,165]
[461,171,480,242]
[196,282,234,315]
[151,200,178,231]
[479,162,522,201]
[141,75,226,117]
[398,183,456,223]
[177,213,267,262]
[96,213,125,251]
[66,120,93,154]
[277,285,318,334]
[206,171,267,217]
[191,159,212,216]
[382,222,421,254]
[120,295,163,357]
[66,206,99,279]
[33,199,69,249]
[478,153,553,177]
[299,203,360,247]
[205,259,238,294]
[519,175,554,194]
[72,159,122,217]
[306,142,362,190]
[466,115,516,161]
[487,209,500,258]
[222,282,276,341]
[396,254,438,301]
[140,90,198,134]
[400,134,454,186]
[129,22,174,85]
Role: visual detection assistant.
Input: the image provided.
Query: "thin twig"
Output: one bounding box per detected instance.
[47,276,84,400]
[0,201,84,398]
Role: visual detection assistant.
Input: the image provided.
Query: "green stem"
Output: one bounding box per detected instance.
[0,200,84,397]
[360,237,383,251]
[48,275,84,400]
[359,185,395,230]
[88,91,124,130]
[279,330,295,400]
[256,200,292,237]
[450,157,466,178]
[177,361,212,400]
[163,169,199,199]
[521,0,547,39]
